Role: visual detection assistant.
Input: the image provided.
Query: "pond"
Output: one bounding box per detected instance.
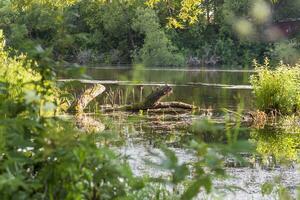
[66,66,299,199]
[85,66,254,111]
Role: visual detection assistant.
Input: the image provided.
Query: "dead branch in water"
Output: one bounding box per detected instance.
[105,85,195,112]
[155,102,194,109]
[68,83,106,113]
[64,80,194,113]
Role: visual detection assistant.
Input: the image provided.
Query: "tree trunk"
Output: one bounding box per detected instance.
[105,85,194,112]
[68,84,106,113]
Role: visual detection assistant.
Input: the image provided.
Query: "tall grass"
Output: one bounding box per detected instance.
[250,59,300,115]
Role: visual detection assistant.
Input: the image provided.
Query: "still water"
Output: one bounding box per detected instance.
[70,67,299,199]
[85,66,254,111]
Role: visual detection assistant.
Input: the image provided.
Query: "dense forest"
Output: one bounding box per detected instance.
[0,0,299,68]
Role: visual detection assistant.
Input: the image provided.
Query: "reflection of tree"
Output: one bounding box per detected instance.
[75,114,105,133]
[251,120,300,163]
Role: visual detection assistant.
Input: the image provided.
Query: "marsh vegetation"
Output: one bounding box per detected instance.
[0,0,299,199]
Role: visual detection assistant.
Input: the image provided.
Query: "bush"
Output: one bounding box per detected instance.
[250,59,300,115]
[0,29,145,199]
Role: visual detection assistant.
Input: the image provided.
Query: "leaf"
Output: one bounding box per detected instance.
[173,164,189,184]
[181,176,212,200]
[181,180,202,200]
[261,182,274,196]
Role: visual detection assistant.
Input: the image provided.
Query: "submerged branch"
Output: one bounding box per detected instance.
[104,85,195,112]
[64,80,194,114]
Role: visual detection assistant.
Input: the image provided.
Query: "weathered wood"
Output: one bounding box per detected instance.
[68,84,105,113]
[75,114,105,133]
[155,102,194,109]
[142,85,173,108]
[103,85,194,112]
[62,80,193,113]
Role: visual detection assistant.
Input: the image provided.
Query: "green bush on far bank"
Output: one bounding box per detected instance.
[250,59,300,115]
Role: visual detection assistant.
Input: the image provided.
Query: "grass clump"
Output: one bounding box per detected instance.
[250,59,300,115]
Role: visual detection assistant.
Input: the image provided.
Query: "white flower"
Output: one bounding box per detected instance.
[24,90,40,104]
[43,102,56,112]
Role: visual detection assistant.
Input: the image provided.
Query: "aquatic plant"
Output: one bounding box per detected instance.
[261,176,295,200]
[250,59,300,115]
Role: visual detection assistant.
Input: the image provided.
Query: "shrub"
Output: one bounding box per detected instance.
[0,30,58,117]
[0,30,144,199]
[250,59,300,115]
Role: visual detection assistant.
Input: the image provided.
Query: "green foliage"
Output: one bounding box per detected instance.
[0,30,57,117]
[0,31,257,199]
[76,0,143,64]
[0,0,68,64]
[0,32,40,100]
[0,120,144,199]
[269,39,300,65]
[261,176,294,200]
[132,8,185,67]
[0,31,142,199]
[146,0,203,28]
[271,0,300,21]
[0,0,299,67]
[250,59,300,114]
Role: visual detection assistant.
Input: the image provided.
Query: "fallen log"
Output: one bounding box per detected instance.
[68,83,106,113]
[142,85,173,107]
[104,85,195,112]
[64,80,193,113]
[155,102,194,109]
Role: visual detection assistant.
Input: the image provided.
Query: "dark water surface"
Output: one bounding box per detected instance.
[69,67,299,199]
[85,67,254,111]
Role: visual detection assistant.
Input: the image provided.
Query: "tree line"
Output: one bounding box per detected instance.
[0,0,299,68]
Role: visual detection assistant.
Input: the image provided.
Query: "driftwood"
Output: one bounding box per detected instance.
[68,83,106,113]
[64,79,194,113]
[120,85,173,111]
[155,102,194,109]
[105,85,195,112]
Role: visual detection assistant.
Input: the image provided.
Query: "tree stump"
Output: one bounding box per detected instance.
[104,85,195,112]
[68,83,106,113]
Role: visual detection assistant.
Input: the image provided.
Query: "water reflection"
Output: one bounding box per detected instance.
[251,117,300,164]
[63,66,299,198]
[79,67,299,164]
[93,111,300,166]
